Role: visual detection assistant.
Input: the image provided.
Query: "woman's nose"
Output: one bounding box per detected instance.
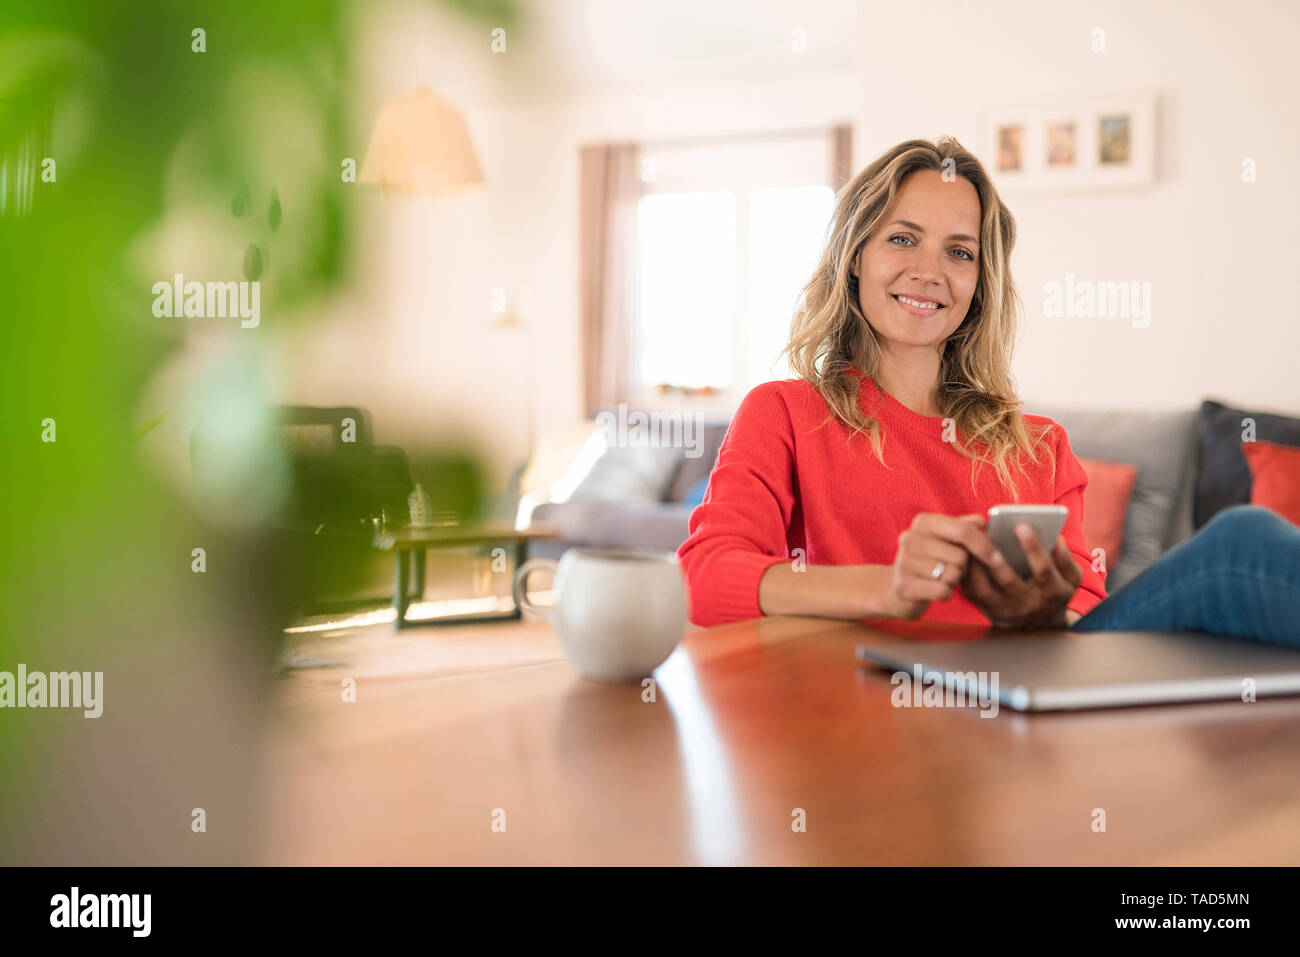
[908,251,945,284]
[909,260,941,282]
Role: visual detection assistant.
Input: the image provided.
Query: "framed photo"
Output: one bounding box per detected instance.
[979,92,1156,193]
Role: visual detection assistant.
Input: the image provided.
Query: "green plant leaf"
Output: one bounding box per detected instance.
[243,242,263,280]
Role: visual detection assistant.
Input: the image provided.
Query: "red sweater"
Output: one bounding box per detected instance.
[676,368,1107,628]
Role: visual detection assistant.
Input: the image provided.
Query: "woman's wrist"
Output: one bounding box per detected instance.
[759,562,896,620]
[857,564,906,619]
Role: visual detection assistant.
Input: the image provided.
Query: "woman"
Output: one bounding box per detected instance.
[677,136,1300,647]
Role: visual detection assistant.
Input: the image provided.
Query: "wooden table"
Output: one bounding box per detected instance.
[263,615,1300,865]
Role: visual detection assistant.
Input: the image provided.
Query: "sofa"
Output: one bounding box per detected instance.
[525,415,730,560]
[524,395,1300,594]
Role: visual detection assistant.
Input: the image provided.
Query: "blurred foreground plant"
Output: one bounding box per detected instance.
[0,0,515,864]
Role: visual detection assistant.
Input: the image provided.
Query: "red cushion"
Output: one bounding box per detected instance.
[1242,439,1300,526]
[1078,456,1139,569]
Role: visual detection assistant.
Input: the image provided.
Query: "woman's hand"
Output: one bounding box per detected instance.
[883,512,1010,620]
[958,515,1083,629]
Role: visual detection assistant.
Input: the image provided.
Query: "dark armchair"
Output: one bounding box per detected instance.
[191,405,415,615]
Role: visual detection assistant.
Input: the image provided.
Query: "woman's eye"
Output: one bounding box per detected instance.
[888,235,974,261]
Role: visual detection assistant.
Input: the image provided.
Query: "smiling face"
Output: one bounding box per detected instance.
[852,168,982,356]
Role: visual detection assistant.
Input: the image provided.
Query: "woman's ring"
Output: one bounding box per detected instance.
[931,560,946,580]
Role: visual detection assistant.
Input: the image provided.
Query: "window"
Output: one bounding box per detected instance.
[629,132,836,405]
[635,191,736,390]
[746,185,836,387]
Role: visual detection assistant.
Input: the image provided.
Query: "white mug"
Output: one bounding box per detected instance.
[513,548,687,682]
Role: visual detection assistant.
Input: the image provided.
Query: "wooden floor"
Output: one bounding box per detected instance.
[261,614,1300,865]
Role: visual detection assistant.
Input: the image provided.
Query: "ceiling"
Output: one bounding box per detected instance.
[470,0,859,100]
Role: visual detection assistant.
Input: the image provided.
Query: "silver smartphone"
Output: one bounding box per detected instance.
[985,505,1068,579]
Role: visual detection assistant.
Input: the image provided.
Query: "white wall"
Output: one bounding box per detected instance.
[855,0,1300,413]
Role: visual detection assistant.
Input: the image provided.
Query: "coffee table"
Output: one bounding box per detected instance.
[372,522,558,628]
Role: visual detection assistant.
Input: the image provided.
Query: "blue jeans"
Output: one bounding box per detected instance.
[1070,505,1300,648]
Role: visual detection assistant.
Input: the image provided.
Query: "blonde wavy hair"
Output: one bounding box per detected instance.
[782,135,1055,500]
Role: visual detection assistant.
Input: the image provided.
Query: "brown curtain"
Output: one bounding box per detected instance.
[829,123,854,194]
[580,142,640,417]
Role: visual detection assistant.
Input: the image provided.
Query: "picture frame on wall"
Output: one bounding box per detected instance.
[979,91,1157,193]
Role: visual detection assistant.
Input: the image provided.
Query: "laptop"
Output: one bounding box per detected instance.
[854,628,1300,711]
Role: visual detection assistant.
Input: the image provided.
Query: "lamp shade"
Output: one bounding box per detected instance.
[359,86,485,198]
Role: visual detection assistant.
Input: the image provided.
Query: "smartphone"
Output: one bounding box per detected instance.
[985,505,1068,579]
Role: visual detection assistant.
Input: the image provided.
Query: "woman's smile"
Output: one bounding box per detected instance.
[892,293,946,318]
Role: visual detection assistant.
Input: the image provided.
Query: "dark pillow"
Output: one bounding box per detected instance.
[1196,399,1300,528]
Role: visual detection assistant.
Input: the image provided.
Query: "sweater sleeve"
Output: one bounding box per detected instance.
[676,382,800,627]
[1049,422,1108,617]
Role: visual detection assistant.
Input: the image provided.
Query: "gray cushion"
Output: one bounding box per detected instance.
[666,419,732,502]
[1022,404,1200,589]
[568,442,684,506]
